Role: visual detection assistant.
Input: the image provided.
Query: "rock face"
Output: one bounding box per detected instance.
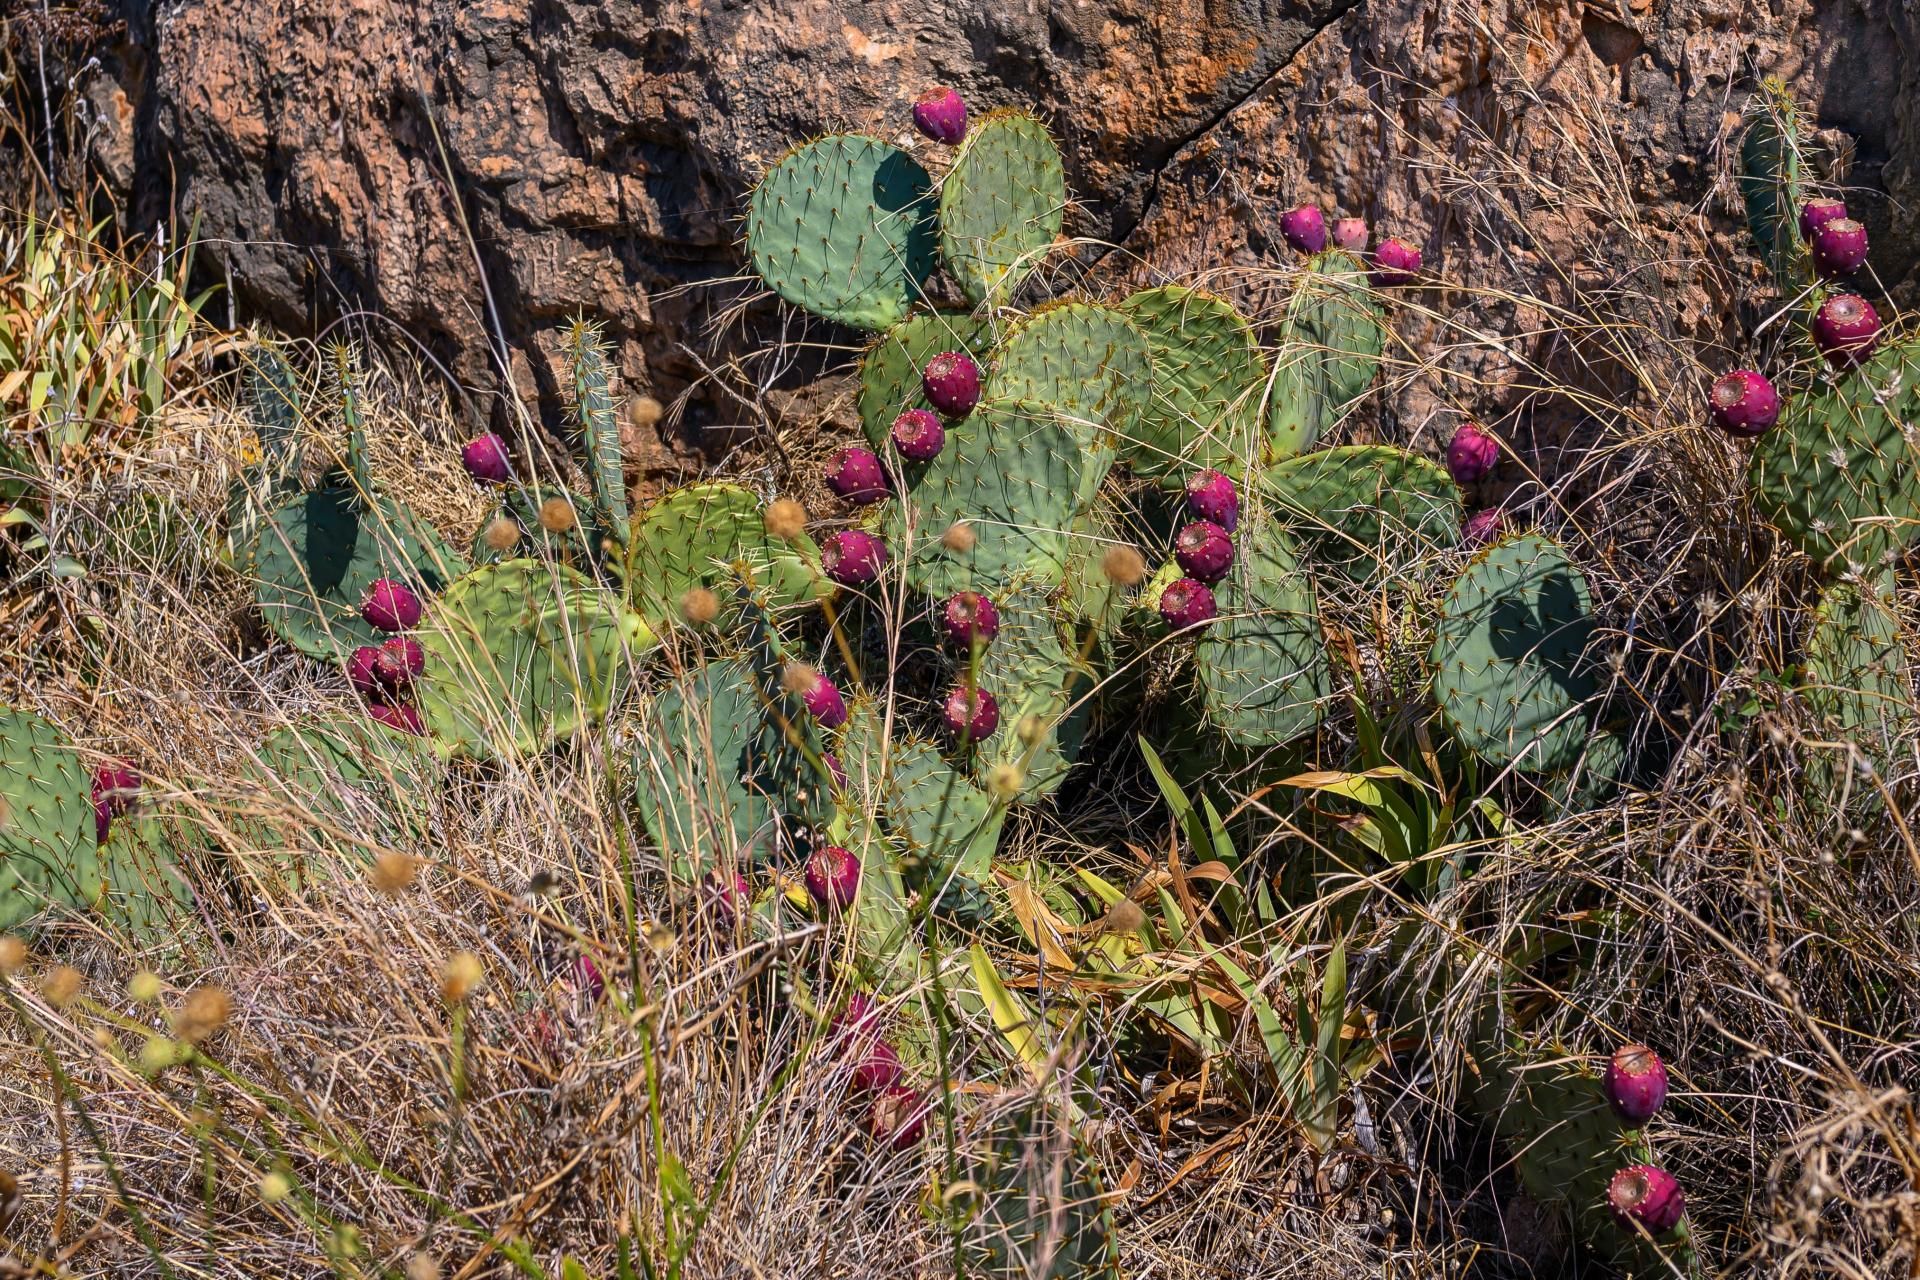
[56,1,1920,474]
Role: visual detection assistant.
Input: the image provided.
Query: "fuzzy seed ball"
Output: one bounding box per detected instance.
[441,952,484,1004]
[174,985,233,1043]
[941,521,976,554]
[984,762,1025,801]
[370,851,419,895]
[1101,545,1146,587]
[628,394,664,431]
[139,1034,180,1076]
[1016,714,1047,746]
[259,1171,293,1204]
[128,970,163,1002]
[1104,899,1146,934]
[406,1253,442,1280]
[0,936,26,976]
[680,587,720,626]
[482,516,520,553]
[42,965,83,1008]
[538,497,578,534]
[765,498,808,540]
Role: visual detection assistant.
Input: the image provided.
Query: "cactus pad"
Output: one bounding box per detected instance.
[960,1094,1119,1279]
[1799,573,1913,809]
[970,579,1094,800]
[0,707,96,931]
[1738,78,1810,287]
[562,319,631,541]
[939,110,1066,308]
[1749,340,1920,573]
[745,135,936,332]
[857,310,995,449]
[628,483,827,628]
[1192,514,1330,749]
[990,303,1152,508]
[1430,533,1597,772]
[1118,286,1267,479]
[1263,446,1461,585]
[414,559,648,759]
[1268,252,1386,457]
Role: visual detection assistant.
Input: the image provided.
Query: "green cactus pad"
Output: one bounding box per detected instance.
[1118,285,1268,479]
[961,1095,1119,1279]
[94,812,196,945]
[1749,341,1920,573]
[1430,533,1597,772]
[562,319,631,541]
[745,135,936,332]
[1799,573,1913,811]
[990,303,1151,508]
[838,700,1003,903]
[0,707,97,931]
[857,310,995,449]
[1268,252,1387,458]
[970,580,1094,801]
[1738,78,1810,288]
[228,344,307,565]
[627,483,828,629]
[414,559,648,759]
[473,483,610,570]
[939,110,1066,308]
[1193,515,1330,749]
[1262,446,1461,584]
[1552,728,1630,814]
[890,399,1086,596]
[251,485,466,659]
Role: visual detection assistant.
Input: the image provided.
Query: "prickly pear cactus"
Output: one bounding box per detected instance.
[990,303,1152,509]
[94,812,196,945]
[413,559,649,759]
[228,342,306,565]
[857,309,996,449]
[1192,514,1331,749]
[1430,533,1597,773]
[959,1094,1119,1279]
[0,707,97,931]
[472,484,602,568]
[1799,572,1914,810]
[561,319,631,542]
[969,579,1093,800]
[746,135,936,332]
[1738,78,1811,290]
[627,483,827,628]
[1268,252,1387,457]
[939,110,1066,308]
[1749,340,1920,574]
[1263,446,1461,585]
[1118,286,1267,479]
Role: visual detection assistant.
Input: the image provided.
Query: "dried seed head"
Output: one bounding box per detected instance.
[139,1034,181,1076]
[941,521,976,554]
[128,970,163,1003]
[482,516,520,553]
[780,661,821,696]
[1104,899,1146,935]
[258,1171,293,1204]
[1016,714,1047,746]
[406,1253,442,1280]
[42,965,83,1008]
[628,394,664,431]
[174,985,232,1043]
[679,587,720,626]
[0,1168,18,1231]
[765,498,808,540]
[1101,544,1146,587]
[0,936,25,976]
[370,851,419,895]
[441,951,484,1004]
[984,762,1024,801]
[537,497,578,533]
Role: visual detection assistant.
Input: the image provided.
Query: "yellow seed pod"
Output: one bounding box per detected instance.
[0,935,26,976]
[370,851,419,895]
[128,970,163,1003]
[984,762,1024,801]
[41,965,83,1008]
[259,1171,293,1204]
[174,986,232,1043]
[679,587,720,626]
[628,394,664,431]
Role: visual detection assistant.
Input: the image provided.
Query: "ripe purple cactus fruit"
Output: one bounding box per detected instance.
[1183,468,1239,532]
[1812,293,1882,368]
[1279,205,1328,254]
[1331,217,1368,252]
[821,530,889,586]
[941,590,1000,648]
[1446,421,1500,485]
[368,701,426,736]
[784,663,849,730]
[460,433,511,485]
[1607,1165,1685,1234]
[823,752,849,792]
[1603,1044,1670,1125]
[1371,236,1422,286]
[921,350,982,418]
[804,844,861,910]
[911,85,968,145]
[1174,520,1235,584]
[824,446,890,505]
[1159,578,1218,630]
[571,954,606,1004]
[851,1039,905,1093]
[347,645,383,699]
[1462,508,1505,547]
[1799,197,1849,240]
[867,1085,930,1150]
[91,763,140,844]
[890,408,946,462]
[943,685,1000,743]
[374,636,425,690]
[703,869,751,925]
[1708,369,1781,438]
[1811,218,1869,277]
[361,579,421,633]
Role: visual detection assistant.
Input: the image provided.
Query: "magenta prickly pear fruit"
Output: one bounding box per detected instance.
[941,591,1000,648]
[911,85,968,144]
[890,408,946,462]
[368,701,426,736]
[1279,205,1328,254]
[460,433,512,485]
[823,752,849,792]
[921,350,982,417]
[821,530,888,586]
[852,1039,905,1093]
[1603,1043,1669,1125]
[571,954,606,1003]
[804,843,861,910]
[824,446,890,505]
[1174,520,1235,584]
[1799,197,1849,240]
[1183,468,1239,532]
[361,579,421,633]
[703,869,751,924]
[1811,218,1869,277]
[1812,293,1882,368]
[833,992,881,1037]
[798,669,849,730]
[942,685,1000,743]
[347,645,384,698]
[1607,1165,1685,1234]
[1462,508,1505,547]
[1708,369,1781,438]
[1159,578,1217,630]
[1371,236,1422,286]
[1332,217,1368,252]
[867,1085,929,1150]
[1446,421,1500,485]
[374,636,425,690]
[91,763,140,843]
